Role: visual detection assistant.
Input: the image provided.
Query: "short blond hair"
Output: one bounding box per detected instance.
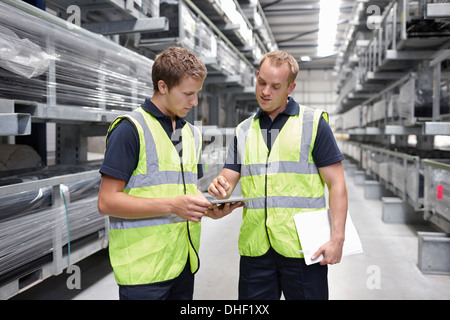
[152,46,207,92]
[259,50,299,84]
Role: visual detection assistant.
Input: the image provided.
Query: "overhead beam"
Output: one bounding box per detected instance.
[426,3,450,18]
[203,75,242,85]
[0,113,31,136]
[385,50,434,60]
[82,17,169,35]
[423,122,450,135]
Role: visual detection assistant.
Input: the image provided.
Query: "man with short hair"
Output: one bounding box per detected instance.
[208,50,348,300]
[98,46,240,300]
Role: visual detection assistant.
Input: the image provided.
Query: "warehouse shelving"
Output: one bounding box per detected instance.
[0,0,156,298]
[47,0,160,20]
[420,158,450,274]
[0,169,107,299]
[338,140,423,209]
[335,0,450,274]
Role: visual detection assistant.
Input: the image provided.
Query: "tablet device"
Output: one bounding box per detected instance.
[210,196,265,205]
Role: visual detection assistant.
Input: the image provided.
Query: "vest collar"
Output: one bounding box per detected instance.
[254,96,299,119]
[140,97,187,127]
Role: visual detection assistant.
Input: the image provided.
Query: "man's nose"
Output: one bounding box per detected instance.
[261,85,270,96]
[190,94,198,106]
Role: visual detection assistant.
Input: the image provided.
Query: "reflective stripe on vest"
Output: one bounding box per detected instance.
[106,107,202,285]
[236,104,327,258]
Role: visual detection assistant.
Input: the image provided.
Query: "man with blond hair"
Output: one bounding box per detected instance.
[208,50,348,300]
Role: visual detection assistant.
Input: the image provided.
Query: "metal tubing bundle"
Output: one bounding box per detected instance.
[0,0,154,110]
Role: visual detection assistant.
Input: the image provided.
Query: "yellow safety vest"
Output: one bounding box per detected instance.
[106,107,202,285]
[236,104,328,258]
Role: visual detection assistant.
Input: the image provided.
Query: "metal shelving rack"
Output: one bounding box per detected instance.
[0,0,160,299]
[334,0,450,274]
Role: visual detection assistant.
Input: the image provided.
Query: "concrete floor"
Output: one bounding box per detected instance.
[11,164,450,300]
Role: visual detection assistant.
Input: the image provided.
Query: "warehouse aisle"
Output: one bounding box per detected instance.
[328,165,450,299]
[11,162,450,300]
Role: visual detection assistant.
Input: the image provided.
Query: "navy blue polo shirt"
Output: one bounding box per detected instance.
[224,97,343,172]
[99,98,203,183]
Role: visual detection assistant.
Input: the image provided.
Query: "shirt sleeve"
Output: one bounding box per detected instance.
[223,132,241,173]
[100,119,204,182]
[99,119,139,183]
[197,159,204,180]
[312,117,344,167]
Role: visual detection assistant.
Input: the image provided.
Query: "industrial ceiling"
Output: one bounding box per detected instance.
[260,0,357,70]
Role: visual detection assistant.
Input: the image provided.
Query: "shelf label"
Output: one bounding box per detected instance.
[437,185,444,200]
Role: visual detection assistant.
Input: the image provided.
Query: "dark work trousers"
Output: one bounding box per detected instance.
[239,248,328,300]
[118,261,194,300]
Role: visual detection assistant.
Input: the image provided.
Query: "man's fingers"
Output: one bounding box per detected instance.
[216,176,230,189]
[188,215,202,223]
[205,201,244,220]
[208,177,228,198]
[177,195,212,222]
[207,183,220,197]
[208,185,226,198]
[230,201,244,210]
[311,247,323,261]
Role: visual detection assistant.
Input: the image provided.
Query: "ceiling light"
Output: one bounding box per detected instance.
[300,56,312,62]
[317,0,341,57]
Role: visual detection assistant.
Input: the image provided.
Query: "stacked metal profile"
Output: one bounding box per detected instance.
[0,1,153,110]
[0,0,155,293]
[0,167,103,284]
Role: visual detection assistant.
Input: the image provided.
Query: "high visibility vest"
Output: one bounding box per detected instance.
[236,104,328,258]
[106,107,202,285]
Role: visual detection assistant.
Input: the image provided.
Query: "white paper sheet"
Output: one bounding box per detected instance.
[294,209,363,265]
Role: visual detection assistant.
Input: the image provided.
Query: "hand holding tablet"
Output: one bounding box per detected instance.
[206,196,265,220]
[209,196,265,205]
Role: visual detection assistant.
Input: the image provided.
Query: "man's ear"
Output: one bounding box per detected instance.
[158,80,168,94]
[287,82,296,95]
